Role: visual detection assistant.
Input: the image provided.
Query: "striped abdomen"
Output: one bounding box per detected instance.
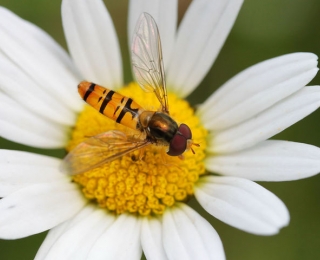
[78,81,145,130]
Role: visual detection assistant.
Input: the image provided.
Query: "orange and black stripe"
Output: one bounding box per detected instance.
[78,81,144,130]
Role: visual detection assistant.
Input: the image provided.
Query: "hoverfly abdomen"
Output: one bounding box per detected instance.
[78,81,145,131]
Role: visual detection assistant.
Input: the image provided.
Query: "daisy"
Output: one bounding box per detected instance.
[0,0,320,259]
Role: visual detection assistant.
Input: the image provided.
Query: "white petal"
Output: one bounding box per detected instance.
[206,140,320,181]
[0,94,68,148]
[163,204,225,260]
[87,214,142,260]
[0,182,86,239]
[35,220,72,260]
[62,0,123,88]
[35,205,95,260]
[198,53,318,131]
[43,209,115,260]
[166,0,243,97]
[195,176,290,235]
[141,217,168,260]
[0,150,66,196]
[0,7,82,111]
[0,149,60,166]
[128,0,177,68]
[0,52,76,126]
[209,86,320,154]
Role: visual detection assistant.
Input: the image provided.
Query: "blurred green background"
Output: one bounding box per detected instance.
[0,0,320,259]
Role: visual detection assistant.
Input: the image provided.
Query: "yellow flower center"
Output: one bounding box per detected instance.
[67,83,207,216]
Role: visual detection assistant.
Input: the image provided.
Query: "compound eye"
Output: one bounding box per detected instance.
[167,134,187,156]
[178,124,192,139]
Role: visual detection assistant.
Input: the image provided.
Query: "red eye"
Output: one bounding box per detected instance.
[178,124,192,139]
[167,124,192,156]
[167,134,187,156]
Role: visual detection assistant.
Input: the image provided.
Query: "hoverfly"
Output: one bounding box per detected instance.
[62,13,197,175]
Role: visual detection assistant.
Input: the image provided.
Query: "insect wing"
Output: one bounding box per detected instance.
[131,12,169,114]
[61,130,150,175]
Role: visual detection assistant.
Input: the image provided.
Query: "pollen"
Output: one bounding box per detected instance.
[67,83,207,216]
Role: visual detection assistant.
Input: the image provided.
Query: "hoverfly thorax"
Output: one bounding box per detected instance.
[147,112,178,143]
[139,111,193,156]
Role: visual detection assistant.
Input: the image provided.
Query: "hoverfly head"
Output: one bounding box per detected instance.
[167,124,195,156]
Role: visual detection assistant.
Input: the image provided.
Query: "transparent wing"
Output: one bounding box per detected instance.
[131,12,169,114]
[61,130,150,175]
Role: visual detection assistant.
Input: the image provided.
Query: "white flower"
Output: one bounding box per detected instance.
[0,0,320,259]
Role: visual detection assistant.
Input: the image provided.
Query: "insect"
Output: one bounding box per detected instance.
[62,13,198,175]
